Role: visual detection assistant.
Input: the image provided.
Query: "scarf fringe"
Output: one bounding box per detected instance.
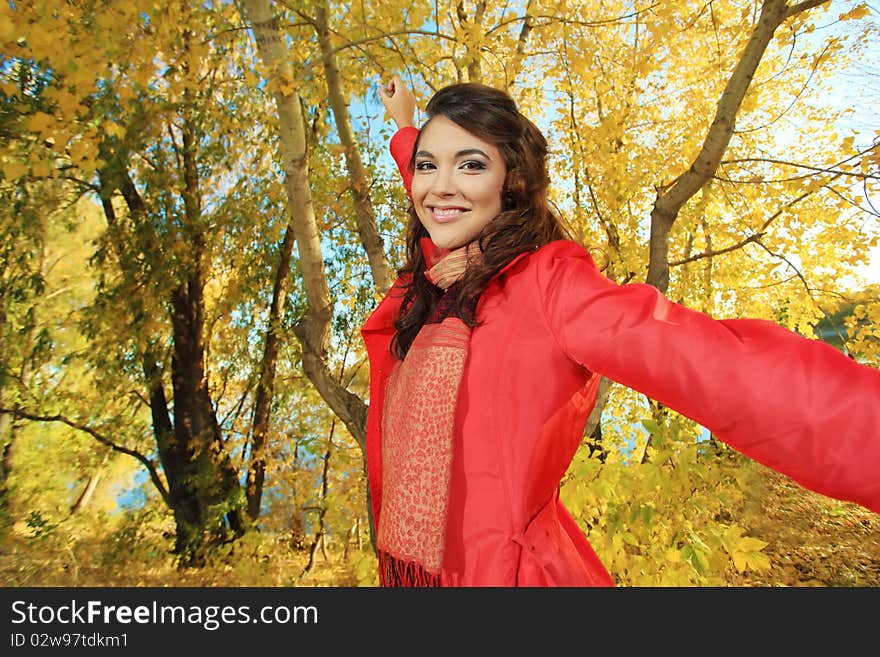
[377,549,442,587]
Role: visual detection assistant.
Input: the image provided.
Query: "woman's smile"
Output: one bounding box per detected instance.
[429,205,469,222]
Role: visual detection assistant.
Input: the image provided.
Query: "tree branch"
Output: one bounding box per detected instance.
[751,238,848,350]
[672,172,836,266]
[670,232,765,266]
[0,407,170,506]
[646,0,828,292]
[786,0,829,19]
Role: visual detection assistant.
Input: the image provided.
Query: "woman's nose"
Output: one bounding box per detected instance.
[430,167,456,196]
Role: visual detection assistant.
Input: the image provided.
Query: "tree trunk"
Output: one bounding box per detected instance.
[456,0,487,82]
[98,142,245,566]
[505,0,534,89]
[0,408,12,535]
[315,1,394,294]
[245,222,295,521]
[164,105,246,562]
[241,0,368,445]
[640,0,828,457]
[646,0,818,293]
[303,423,334,575]
[69,453,107,514]
[0,285,10,533]
[582,376,612,463]
[240,0,375,550]
[0,372,19,537]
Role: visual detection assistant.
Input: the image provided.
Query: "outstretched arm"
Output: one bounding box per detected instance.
[537,244,880,514]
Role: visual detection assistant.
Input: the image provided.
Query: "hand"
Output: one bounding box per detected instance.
[379,75,416,129]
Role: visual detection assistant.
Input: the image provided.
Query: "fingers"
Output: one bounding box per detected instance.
[381,74,405,99]
[378,75,416,128]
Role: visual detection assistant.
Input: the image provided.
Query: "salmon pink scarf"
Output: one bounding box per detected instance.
[376,240,481,586]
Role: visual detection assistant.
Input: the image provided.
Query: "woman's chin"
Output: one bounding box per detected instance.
[427,236,465,250]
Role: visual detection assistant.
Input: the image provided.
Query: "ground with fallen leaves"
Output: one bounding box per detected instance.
[2,462,877,587]
[728,464,880,587]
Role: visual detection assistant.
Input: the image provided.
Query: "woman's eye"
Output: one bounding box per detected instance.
[414,161,435,171]
[460,160,486,171]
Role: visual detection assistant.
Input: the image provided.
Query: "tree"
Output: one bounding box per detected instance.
[3,0,292,564]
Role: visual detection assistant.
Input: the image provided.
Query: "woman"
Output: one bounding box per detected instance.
[361,76,880,587]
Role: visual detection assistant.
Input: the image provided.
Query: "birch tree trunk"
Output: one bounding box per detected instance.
[240,0,369,449]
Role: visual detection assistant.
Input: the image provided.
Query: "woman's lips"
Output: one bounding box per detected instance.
[430,207,467,223]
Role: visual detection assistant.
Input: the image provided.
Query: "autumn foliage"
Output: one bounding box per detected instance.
[1,0,877,585]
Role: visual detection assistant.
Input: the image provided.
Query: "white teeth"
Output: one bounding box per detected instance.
[432,208,464,218]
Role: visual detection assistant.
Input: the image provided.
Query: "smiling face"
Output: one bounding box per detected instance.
[410,115,507,251]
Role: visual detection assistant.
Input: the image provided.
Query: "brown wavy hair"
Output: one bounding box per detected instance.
[392,82,573,360]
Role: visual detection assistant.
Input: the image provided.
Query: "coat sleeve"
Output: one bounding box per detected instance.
[536,244,880,514]
[389,126,419,197]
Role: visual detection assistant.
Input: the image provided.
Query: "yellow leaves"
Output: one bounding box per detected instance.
[131,63,158,92]
[561,422,795,585]
[26,112,57,141]
[278,74,298,97]
[104,122,126,139]
[94,11,119,32]
[0,11,14,43]
[721,525,771,573]
[67,140,92,163]
[31,158,54,178]
[41,87,82,118]
[838,4,870,21]
[22,21,63,60]
[859,301,880,325]
[67,138,101,175]
[0,145,56,181]
[731,549,771,573]
[64,62,99,93]
[2,159,29,181]
[244,70,260,87]
[679,541,710,574]
[665,546,680,563]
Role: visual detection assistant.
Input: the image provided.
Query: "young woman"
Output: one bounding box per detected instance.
[360,75,880,587]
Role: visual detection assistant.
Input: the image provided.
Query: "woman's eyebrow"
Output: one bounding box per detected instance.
[415,148,492,159]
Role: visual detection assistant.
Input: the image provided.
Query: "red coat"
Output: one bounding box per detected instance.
[361,127,880,586]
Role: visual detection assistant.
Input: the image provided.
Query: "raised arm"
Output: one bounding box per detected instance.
[379,75,416,129]
[380,75,419,196]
